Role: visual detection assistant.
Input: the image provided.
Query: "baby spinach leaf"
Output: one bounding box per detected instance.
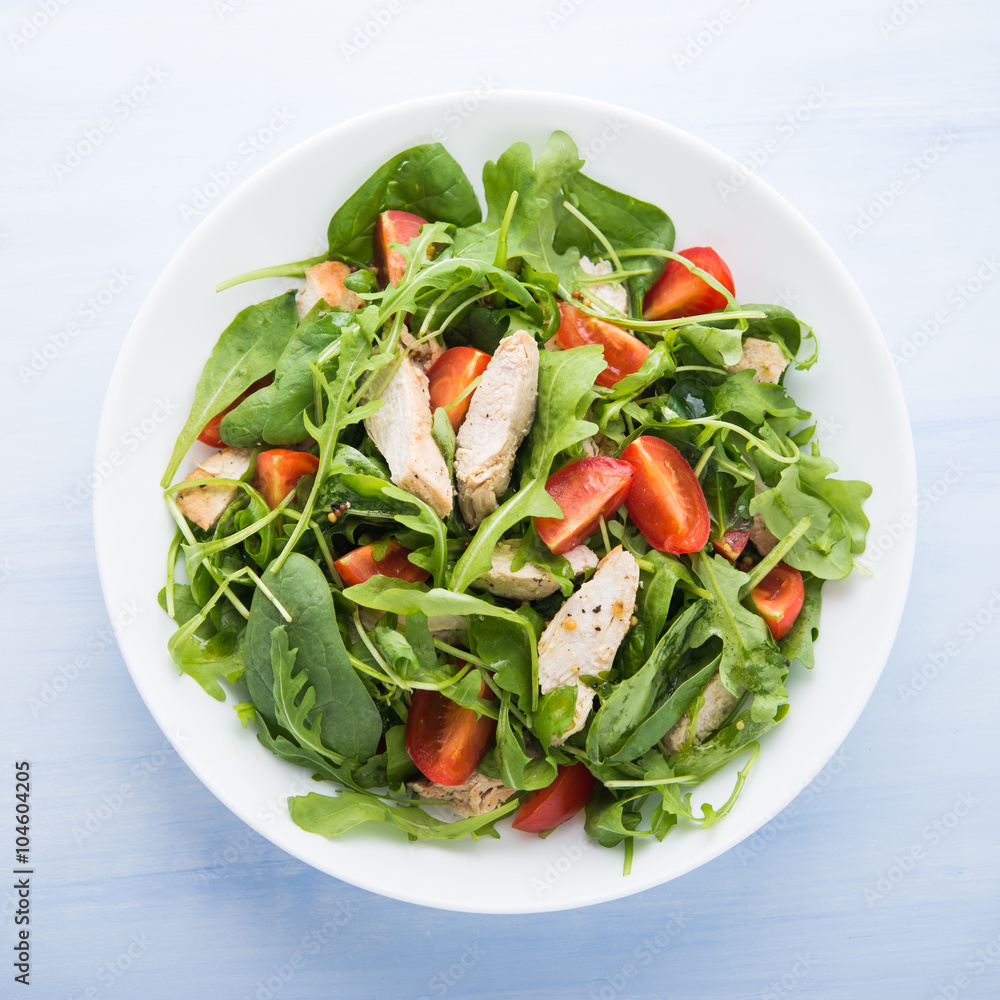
[243,553,382,761]
[676,323,744,367]
[162,292,298,486]
[469,613,534,704]
[711,368,805,424]
[533,686,577,748]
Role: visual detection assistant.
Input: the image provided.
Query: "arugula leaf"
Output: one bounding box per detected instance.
[712,368,805,424]
[161,292,298,486]
[469,612,535,705]
[671,705,789,782]
[780,575,823,669]
[742,304,818,369]
[676,323,744,367]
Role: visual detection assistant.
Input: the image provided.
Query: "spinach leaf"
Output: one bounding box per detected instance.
[533,686,577,749]
[243,553,382,761]
[161,292,298,486]
[469,612,535,705]
[676,323,744,367]
[711,368,805,424]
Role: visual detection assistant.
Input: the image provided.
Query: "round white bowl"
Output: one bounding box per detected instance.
[94,91,916,913]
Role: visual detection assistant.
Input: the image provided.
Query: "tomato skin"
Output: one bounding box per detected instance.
[197,376,272,448]
[334,539,429,588]
[555,302,650,388]
[253,449,319,510]
[712,528,750,562]
[751,563,805,640]
[373,210,427,287]
[621,437,710,554]
[427,347,492,431]
[511,763,596,834]
[535,457,635,555]
[406,687,496,786]
[642,247,735,320]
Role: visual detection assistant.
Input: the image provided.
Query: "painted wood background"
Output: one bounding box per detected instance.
[2,0,997,997]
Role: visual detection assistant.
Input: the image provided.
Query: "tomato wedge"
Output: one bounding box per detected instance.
[406,686,496,786]
[620,437,710,554]
[373,209,427,287]
[642,246,735,320]
[751,563,805,640]
[197,375,272,448]
[555,302,649,388]
[333,539,429,588]
[511,763,596,834]
[535,457,634,555]
[427,346,492,431]
[253,449,319,510]
[712,528,750,562]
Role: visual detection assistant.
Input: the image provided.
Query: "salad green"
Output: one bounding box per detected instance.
[159,131,870,869]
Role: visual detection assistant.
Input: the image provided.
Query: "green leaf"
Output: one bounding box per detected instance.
[533,686,577,748]
[469,613,534,704]
[671,705,788,782]
[779,575,824,669]
[677,323,744,367]
[712,368,805,424]
[162,292,298,486]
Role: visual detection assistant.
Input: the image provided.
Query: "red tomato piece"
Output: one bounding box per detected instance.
[555,302,650,388]
[535,457,634,555]
[751,563,805,640]
[712,528,750,562]
[511,763,596,834]
[406,687,497,787]
[620,437,710,554]
[642,247,735,320]
[427,346,492,431]
[197,376,272,448]
[253,449,319,510]
[373,210,427,287]
[333,539,429,588]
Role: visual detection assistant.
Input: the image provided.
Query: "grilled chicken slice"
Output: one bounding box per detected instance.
[296,261,365,319]
[473,540,598,601]
[364,356,453,519]
[410,772,515,818]
[579,255,628,314]
[400,326,444,374]
[454,331,539,528]
[175,447,253,531]
[537,545,640,744]
[662,673,741,755]
[724,337,788,384]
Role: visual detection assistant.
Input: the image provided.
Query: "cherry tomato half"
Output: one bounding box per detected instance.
[333,539,429,588]
[555,302,650,388]
[621,437,710,554]
[197,375,272,448]
[373,210,427,287]
[511,763,596,834]
[427,346,492,431]
[535,457,634,555]
[253,449,319,510]
[406,687,496,787]
[642,247,735,320]
[751,562,805,640]
[712,528,750,562]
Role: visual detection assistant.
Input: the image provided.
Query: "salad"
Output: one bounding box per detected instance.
[158,131,870,870]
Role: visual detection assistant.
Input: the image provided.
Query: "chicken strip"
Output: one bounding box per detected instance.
[473,539,598,601]
[579,256,628,315]
[409,772,515,818]
[724,337,788,384]
[537,545,640,744]
[364,356,452,519]
[295,261,364,319]
[662,673,741,755]
[175,447,253,531]
[455,331,539,528]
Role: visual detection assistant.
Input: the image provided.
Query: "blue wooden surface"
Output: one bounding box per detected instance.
[3,1,998,996]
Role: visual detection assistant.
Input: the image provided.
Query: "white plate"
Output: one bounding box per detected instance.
[94,91,916,913]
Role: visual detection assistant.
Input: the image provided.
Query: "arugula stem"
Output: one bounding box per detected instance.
[603,776,696,788]
[352,610,407,689]
[244,567,291,622]
[215,254,327,292]
[693,445,714,479]
[744,515,812,592]
[616,248,739,310]
[561,201,623,274]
